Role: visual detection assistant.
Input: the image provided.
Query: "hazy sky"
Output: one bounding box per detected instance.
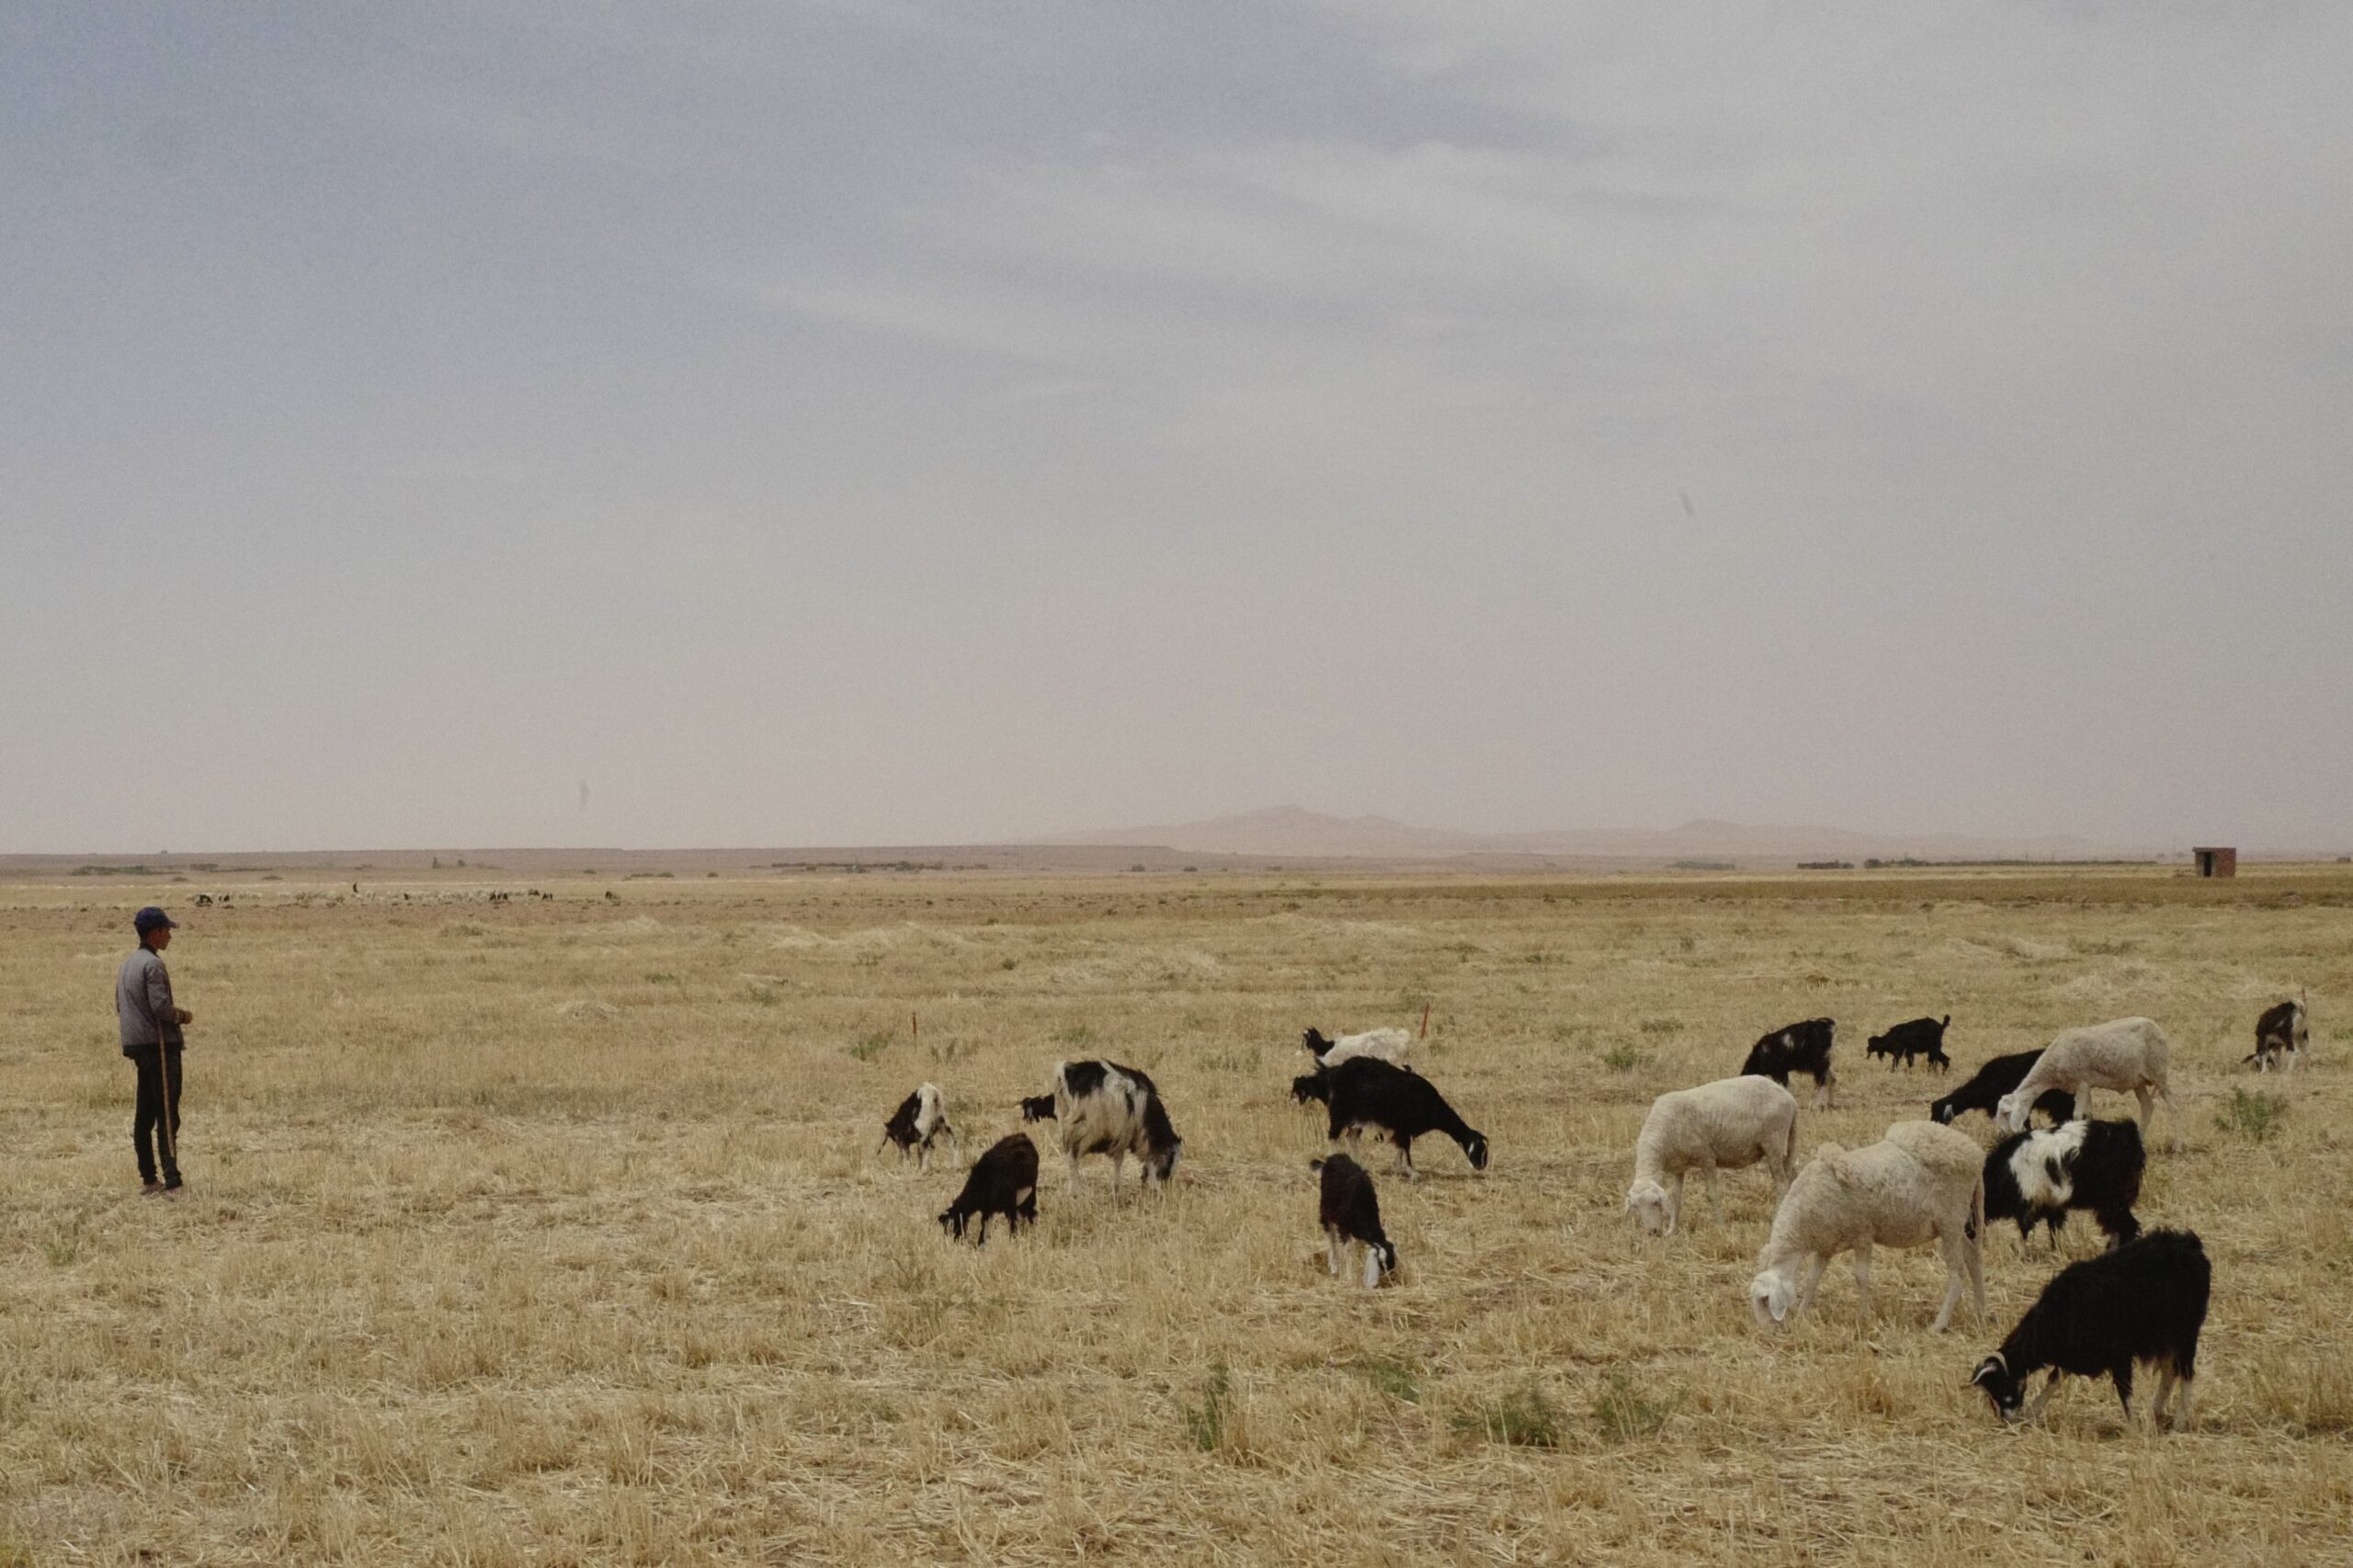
[6,4,2348,851]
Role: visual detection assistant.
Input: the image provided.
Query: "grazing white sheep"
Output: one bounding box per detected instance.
[1302,1026,1414,1067]
[1623,1074,1800,1235]
[1749,1119,1986,1333]
[1996,1017,2178,1152]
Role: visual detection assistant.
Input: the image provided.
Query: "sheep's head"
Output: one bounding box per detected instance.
[1928,1096,1958,1125]
[1968,1354,2028,1421]
[1749,1267,1800,1328]
[1144,1138,1183,1185]
[938,1207,968,1241]
[1364,1239,1398,1288]
[1290,1072,1330,1106]
[1624,1180,1676,1236]
[1461,1132,1490,1172]
[1993,1091,2030,1133]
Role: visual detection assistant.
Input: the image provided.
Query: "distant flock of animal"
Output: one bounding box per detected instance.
[879,996,2313,1432]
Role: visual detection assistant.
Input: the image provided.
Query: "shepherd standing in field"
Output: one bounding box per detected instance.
[116,905,192,1196]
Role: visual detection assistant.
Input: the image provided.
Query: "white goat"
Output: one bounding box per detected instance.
[1624,1074,1799,1235]
[1303,1026,1414,1067]
[1749,1120,1986,1333]
[1996,1017,2178,1152]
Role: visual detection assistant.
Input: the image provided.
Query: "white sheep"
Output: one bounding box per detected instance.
[1995,1017,2178,1152]
[1749,1119,1986,1333]
[1623,1074,1799,1235]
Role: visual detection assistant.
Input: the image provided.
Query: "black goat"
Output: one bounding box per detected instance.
[1968,1229,2209,1429]
[939,1133,1040,1244]
[1311,1153,1396,1287]
[1930,1049,2075,1127]
[1866,1015,1950,1072]
[1323,1057,1486,1179]
[1983,1119,2143,1250]
[1739,1017,1837,1108]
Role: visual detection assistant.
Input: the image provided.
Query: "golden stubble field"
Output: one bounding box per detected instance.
[3,866,2350,1566]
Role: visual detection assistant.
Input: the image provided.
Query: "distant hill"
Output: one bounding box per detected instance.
[1035,805,1486,858]
[1032,805,2140,864]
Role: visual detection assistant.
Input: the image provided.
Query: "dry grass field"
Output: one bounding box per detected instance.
[4,865,2351,1565]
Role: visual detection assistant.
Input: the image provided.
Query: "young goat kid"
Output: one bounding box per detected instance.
[1983,1119,2144,1251]
[879,1082,959,1171]
[1969,1229,2210,1430]
[1311,1153,1396,1288]
[1740,1017,1838,1108]
[1866,1015,1951,1072]
[1322,1057,1488,1179]
[938,1133,1040,1244]
[1051,1060,1182,1193]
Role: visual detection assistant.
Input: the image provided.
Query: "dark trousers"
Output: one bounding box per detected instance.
[129,1046,183,1187]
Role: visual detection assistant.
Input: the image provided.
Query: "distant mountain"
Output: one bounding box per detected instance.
[1033,804,1485,858]
[1032,806,2137,864]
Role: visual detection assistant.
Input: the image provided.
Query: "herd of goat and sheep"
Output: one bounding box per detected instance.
[881,999,2313,1430]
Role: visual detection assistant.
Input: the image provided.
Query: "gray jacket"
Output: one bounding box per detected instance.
[116,947,183,1052]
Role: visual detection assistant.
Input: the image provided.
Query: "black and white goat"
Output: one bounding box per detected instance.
[1928,1049,2075,1128]
[1968,1229,2210,1430]
[1311,1153,1397,1288]
[1740,1017,1837,1108]
[1866,1015,1951,1072]
[1322,1057,1487,1180]
[1051,1060,1183,1192]
[938,1133,1040,1244]
[879,1082,959,1171]
[2245,997,2309,1074]
[1982,1119,2144,1251]
[1017,1093,1058,1122]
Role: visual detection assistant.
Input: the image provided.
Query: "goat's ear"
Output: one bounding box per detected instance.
[1968,1358,2003,1388]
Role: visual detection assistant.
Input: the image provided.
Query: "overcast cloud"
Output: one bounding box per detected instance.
[4,3,2347,851]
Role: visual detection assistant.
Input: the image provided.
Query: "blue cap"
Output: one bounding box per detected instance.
[133,906,177,934]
